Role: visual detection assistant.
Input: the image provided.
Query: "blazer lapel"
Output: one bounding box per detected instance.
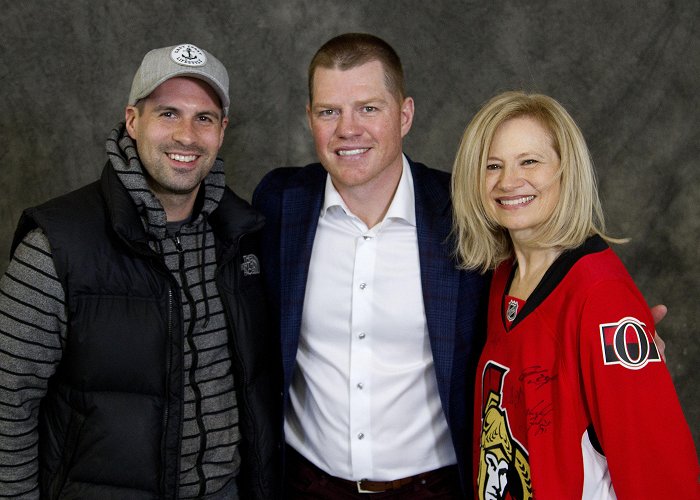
[410,161,460,417]
[279,166,326,391]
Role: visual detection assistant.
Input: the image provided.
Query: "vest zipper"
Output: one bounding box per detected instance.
[173,233,208,497]
[161,286,174,496]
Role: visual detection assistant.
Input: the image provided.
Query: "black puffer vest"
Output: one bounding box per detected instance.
[12,164,281,499]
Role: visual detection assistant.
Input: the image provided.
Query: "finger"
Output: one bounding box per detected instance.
[654,333,666,362]
[650,304,668,326]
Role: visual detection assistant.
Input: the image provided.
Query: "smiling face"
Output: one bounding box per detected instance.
[485,115,561,243]
[307,60,414,199]
[125,76,228,219]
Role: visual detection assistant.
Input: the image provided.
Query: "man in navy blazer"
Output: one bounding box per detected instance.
[253,33,488,498]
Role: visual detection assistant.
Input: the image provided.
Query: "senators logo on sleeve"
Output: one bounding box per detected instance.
[599,316,661,370]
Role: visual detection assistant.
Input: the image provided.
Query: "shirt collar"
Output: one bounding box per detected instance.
[320,155,416,227]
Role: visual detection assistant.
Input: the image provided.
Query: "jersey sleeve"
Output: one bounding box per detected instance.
[578,278,699,497]
[0,228,67,499]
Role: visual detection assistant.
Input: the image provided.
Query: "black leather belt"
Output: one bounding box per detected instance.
[354,471,436,493]
[287,445,457,494]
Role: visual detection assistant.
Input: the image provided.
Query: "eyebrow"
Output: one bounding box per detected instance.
[311,97,388,110]
[151,104,222,120]
[516,151,546,158]
[487,150,548,159]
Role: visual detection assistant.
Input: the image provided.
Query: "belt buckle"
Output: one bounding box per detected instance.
[356,479,383,494]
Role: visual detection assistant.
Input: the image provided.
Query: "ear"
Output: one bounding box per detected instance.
[306,102,313,130]
[399,96,415,138]
[218,116,229,148]
[124,106,139,139]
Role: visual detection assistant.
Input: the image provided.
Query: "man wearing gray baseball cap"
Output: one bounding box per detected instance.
[0,43,281,499]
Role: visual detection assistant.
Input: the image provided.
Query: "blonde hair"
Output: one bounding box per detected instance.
[451,91,621,272]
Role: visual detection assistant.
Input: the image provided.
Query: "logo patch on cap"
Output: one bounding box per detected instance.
[170,44,207,67]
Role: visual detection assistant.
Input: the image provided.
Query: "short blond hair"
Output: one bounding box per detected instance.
[451,91,619,272]
[308,33,406,104]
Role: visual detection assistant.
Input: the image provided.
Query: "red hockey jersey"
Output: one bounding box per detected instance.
[473,236,699,499]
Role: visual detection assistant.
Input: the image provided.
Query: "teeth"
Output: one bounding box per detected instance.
[500,196,534,206]
[169,153,197,162]
[337,148,369,156]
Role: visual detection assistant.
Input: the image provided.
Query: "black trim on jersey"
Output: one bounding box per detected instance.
[502,235,609,331]
[586,424,605,455]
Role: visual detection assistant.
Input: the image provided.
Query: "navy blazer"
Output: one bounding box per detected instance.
[252,159,488,496]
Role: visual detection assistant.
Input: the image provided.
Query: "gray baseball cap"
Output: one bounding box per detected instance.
[128,43,230,116]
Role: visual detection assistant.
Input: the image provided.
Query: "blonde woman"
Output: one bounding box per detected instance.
[452,91,698,499]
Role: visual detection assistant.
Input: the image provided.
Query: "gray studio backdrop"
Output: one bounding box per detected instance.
[2,1,698,452]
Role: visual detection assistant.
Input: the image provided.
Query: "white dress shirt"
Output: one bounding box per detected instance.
[284,157,456,481]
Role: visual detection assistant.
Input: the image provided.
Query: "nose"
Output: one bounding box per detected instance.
[336,111,361,138]
[172,119,197,146]
[496,165,524,191]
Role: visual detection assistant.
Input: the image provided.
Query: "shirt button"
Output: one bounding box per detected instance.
[357,382,364,390]
[358,332,366,339]
[357,433,365,440]
[359,283,367,290]
[363,235,372,240]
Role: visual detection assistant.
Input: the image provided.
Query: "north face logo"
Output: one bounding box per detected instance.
[241,254,260,276]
